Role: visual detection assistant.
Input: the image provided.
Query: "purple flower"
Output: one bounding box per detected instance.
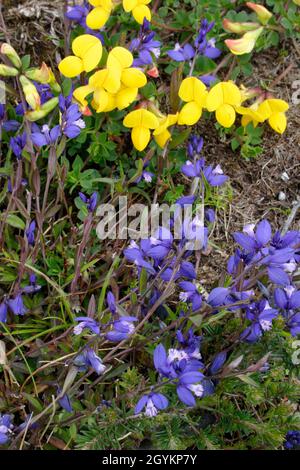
[22,274,42,294]
[0,414,13,445]
[194,19,221,59]
[233,220,272,253]
[59,95,86,139]
[130,19,161,67]
[79,192,98,212]
[106,316,137,342]
[0,302,8,322]
[209,351,227,375]
[178,281,202,311]
[57,389,73,413]
[274,286,300,312]
[106,291,116,314]
[74,316,100,335]
[181,158,228,186]
[31,124,61,147]
[176,370,205,406]
[284,431,300,449]
[188,135,204,158]
[199,74,217,87]
[25,220,36,246]
[75,348,106,375]
[167,43,195,62]
[135,392,168,417]
[10,132,27,159]
[7,294,27,316]
[65,2,104,41]
[241,299,278,343]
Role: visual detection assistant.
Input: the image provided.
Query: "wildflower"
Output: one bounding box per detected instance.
[225,27,264,55]
[233,220,272,252]
[177,77,207,126]
[256,99,289,134]
[176,370,205,406]
[123,108,159,151]
[241,299,278,343]
[31,124,61,147]
[0,302,7,323]
[153,113,178,148]
[209,351,227,375]
[66,2,104,40]
[206,81,242,128]
[75,348,106,375]
[10,132,27,159]
[178,281,202,312]
[58,34,103,78]
[187,135,204,158]
[74,317,100,335]
[123,0,152,24]
[274,286,300,336]
[57,388,73,413]
[181,158,228,187]
[86,0,114,30]
[106,316,137,342]
[246,2,272,25]
[284,430,300,450]
[135,392,168,416]
[7,294,27,316]
[21,274,42,294]
[0,414,13,445]
[25,220,36,247]
[167,43,195,62]
[79,192,98,212]
[61,101,86,139]
[106,291,117,314]
[130,19,161,67]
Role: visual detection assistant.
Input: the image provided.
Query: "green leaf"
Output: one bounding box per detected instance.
[6,214,25,230]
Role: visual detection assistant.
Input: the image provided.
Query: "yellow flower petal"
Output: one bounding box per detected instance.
[131,126,150,151]
[58,56,83,78]
[123,0,138,12]
[154,129,171,148]
[89,0,113,6]
[222,82,241,107]
[268,112,287,134]
[73,85,94,106]
[93,88,109,112]
[215,103,236,128]
[141,109,159,129]
[86,7,111,29]
[267,99,289,114]
[121,68,147,88]
[123,109,142,128]
[178,101,202,126]
[107,47,133,72]
[178,77,206,103]
[132,4,151,24]
[116,87,138,110]
[71,34,103,72]
[205,83,223,112]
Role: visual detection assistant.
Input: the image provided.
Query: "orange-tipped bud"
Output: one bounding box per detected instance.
[19,75,41,110]
[147,66,159,78]
[223,19,261,34]
[0,43,22,69]
[225,27,263,55]
[246,2,273,25]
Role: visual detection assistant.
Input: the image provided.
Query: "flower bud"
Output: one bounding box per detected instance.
[0,64,19,77]
[225,27,263,55]
[147,66,159,78]
[223,19,260,34]
[20,75,41,110]
[26,97,59,121]
[0,43,22,69]
[246,2,272,25]
[25,63,61,93]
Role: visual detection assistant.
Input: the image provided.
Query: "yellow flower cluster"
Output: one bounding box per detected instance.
[85,0,152,29]
[122,77,289,152]
[59,35,147,114]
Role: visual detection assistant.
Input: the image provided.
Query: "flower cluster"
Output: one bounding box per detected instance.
[85,0,152,30]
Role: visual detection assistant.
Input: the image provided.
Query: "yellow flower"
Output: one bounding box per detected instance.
[58,34,103,78]
[153,113,178,148]
[73,47,147,113]
[246,2,272,25]
[237,98,289,134]
[206,81,242,128]
[123,0,152,24]
[225,27,263,55]
[257,99,289,134]
[177,77,207,126]
[86,0,114,29]
[123,108,159,151]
